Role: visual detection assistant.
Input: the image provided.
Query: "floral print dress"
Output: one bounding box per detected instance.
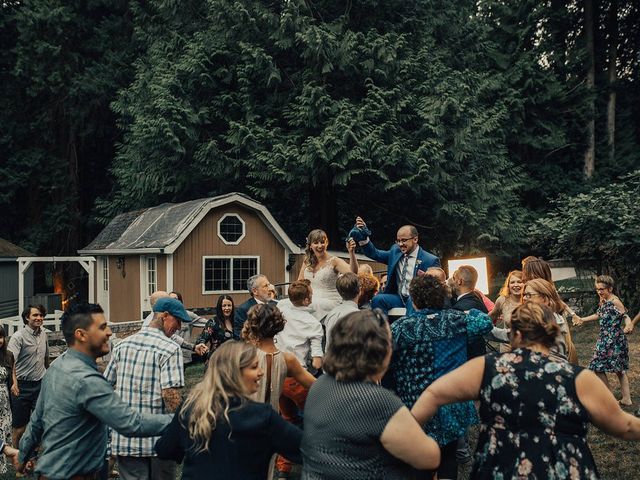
[587,300,629,373]
[0,365,12,474]
[195,316,233,359]
[473,349,599,480]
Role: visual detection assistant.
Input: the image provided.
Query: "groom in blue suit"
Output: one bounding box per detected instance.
[355,216,440,314]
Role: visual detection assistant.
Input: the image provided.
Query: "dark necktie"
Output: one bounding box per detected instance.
[399,254,409,296]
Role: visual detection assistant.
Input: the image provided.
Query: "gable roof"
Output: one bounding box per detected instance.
[78,193,302,255]
[0,238,34,258]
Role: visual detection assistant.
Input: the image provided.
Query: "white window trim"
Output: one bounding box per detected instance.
[202,255,260,294]
[102,257,109,291]
[217,213,246,245]
[146,256,157,297]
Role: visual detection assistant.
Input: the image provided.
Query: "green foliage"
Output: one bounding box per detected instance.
[531,170,640,311]
[103,0,526,254]
[0,0,135,253]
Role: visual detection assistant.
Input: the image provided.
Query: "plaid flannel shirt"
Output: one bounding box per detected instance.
[104,328,184,457]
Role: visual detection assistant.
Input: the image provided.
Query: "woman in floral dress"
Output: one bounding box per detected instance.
[412,302,640,479]
[574,275,632,405]
[0,326,17,474]
[194,295,235,361]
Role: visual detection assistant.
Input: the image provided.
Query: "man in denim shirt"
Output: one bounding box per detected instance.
[18,304,172,480]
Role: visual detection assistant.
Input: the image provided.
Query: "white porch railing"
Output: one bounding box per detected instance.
[0,311,64,336]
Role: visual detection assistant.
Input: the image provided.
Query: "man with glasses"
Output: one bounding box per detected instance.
[354,216,440,315]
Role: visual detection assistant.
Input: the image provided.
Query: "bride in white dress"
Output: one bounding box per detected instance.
[298,229,358,322]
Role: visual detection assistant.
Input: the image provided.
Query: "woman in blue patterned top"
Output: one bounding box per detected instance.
[411,302,640,479]
[389,274,493,480]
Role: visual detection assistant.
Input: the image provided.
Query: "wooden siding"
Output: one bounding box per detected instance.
[157,256,167,291]
[173,205,286,309]
[0,262,33,318]
[108,256,140,322]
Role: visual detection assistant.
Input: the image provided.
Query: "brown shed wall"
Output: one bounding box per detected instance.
[173,205,286,309]
[108,256,141,322]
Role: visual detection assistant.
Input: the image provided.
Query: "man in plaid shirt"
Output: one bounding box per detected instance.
[105,297,193,480]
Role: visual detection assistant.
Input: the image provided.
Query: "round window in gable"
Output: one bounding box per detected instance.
[218,214,246,245]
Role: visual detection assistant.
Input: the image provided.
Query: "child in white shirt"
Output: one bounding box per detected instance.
[276,280,323,370]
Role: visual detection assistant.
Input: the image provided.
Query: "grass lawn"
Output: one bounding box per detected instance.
[3,324,640,479]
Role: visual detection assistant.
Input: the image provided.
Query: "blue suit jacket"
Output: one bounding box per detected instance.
[361,240,440,295]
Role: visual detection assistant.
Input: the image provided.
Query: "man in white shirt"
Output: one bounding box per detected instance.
[324,272,360,348]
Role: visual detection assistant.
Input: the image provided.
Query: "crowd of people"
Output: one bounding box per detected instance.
[1,217,640,479]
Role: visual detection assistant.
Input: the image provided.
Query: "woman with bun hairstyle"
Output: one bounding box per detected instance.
[241,304,315,409]
[575,275,632,405]
[412,302,640,479]
[522,278,578,364]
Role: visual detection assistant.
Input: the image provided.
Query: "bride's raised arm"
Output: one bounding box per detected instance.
[333,239,358,274]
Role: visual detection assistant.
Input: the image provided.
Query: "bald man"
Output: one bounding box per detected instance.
[355,217,440,315]
[142,291,170,327]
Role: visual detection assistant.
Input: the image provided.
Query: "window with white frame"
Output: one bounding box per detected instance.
[147,256,157,296]
[102,257,109,291]
[203,256,259,293]
[217,214,246,245]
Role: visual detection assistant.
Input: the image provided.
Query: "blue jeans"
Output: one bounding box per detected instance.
[371,294,415,315]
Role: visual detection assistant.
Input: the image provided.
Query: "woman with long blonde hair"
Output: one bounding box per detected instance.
[155,341,302,479]
[298,229,358,321]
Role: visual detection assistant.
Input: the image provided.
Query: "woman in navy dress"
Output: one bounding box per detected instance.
[574,275,632,405]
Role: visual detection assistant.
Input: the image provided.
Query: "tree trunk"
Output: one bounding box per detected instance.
[607,0,618,164]
[583,0,596,178]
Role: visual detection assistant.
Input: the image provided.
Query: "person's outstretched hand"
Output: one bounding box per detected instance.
[355,217,366,229]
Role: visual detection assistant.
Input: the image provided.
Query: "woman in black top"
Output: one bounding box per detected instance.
[301,310,440,480]
[155,341,302,479]
[194,295,235,359]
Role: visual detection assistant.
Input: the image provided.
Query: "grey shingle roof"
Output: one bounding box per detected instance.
[79,192,301,254]
[0,238,34,258]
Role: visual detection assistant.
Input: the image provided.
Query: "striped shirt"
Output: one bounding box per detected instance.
[104,328,184,456]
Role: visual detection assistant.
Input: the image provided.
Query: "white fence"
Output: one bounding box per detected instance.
[0,311,64,336]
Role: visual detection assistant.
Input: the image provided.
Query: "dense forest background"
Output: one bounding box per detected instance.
[1,0,638,307]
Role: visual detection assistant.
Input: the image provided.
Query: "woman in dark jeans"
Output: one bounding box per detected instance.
[155,341,302,479]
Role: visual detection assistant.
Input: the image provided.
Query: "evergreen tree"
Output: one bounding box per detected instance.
[105,0,525,254]
[0,0,136,254]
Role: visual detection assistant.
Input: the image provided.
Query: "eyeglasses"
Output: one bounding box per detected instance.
[522,292,542,299]
[595,287,608,292]
[396,237,416,245]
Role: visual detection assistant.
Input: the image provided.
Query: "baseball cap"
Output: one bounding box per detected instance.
[152,297,192,323]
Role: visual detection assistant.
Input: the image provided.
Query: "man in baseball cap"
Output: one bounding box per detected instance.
[104,296,192,480]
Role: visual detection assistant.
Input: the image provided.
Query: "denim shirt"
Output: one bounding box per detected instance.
[19,348,172,479]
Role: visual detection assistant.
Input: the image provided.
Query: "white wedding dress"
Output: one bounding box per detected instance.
[303,258,342,322]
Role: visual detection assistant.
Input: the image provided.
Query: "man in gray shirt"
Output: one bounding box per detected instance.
[18,303,172,479]
[324,272,360,347]
[8,304,49,447]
